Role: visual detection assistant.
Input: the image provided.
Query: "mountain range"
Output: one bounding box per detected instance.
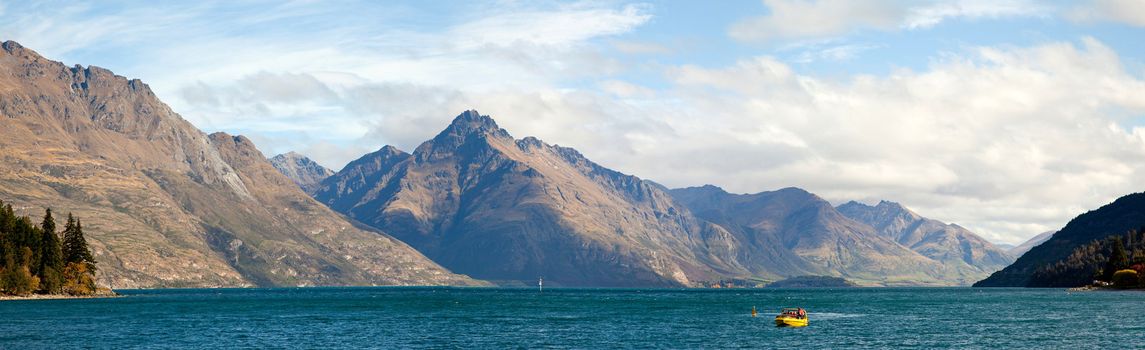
[307,110,1013,286]
[0,40,479,288]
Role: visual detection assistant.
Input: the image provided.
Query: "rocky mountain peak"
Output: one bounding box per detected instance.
[516,136,545,151]
[269,151,336,194]
[377,145,404,156]
[699,184,727,192]
[875,200,912,213]
[416,110,512,160]
[840,200,920,222]
[2,40,24,53]
[438,110,510,139]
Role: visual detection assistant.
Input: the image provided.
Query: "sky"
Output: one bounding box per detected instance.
[3,0,1145,244]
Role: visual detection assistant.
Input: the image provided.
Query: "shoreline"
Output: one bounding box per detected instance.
[0,292,120,301]
[1066,285,1145,292]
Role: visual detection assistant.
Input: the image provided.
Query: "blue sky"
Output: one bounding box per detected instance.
[3,0,1145,244]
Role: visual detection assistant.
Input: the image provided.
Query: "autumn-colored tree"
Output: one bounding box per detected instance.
[1,247,41,296]
[61,262,95,296]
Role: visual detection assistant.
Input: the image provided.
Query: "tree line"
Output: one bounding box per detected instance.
[0,199,98,296]
[1028,227,1145,288]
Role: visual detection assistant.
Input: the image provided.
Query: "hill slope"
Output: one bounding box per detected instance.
[0,40,478,288]
[975,192,1145,287]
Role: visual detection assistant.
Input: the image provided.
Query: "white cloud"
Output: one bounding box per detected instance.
[1068,0,1145,27]
[610,40,673,55]
[904,0,1052,29]
[730,0,903,42]
[451,3,651,49]
[730,0,1050,43]
[792,43,884,63]
[599,80,656,98]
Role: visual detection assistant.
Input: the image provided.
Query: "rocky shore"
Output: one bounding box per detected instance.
[0,290,119,301]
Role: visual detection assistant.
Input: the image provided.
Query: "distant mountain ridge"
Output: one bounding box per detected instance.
[1007,230,1055,257]
[836,200,1013,274]
[670,186,1000,286]
[0,40,478,288]
[269,152,335,193]
[313,110,1010,286]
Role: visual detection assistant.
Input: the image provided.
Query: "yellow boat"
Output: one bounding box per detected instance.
[775,307,808,327]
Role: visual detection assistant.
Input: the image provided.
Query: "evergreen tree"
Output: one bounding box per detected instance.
[13,215,42,278]
[0,201,11,274]
[38,208,64,294]
[1103,237,1129,281]
[61,214,95,269]
[60,214,97,295]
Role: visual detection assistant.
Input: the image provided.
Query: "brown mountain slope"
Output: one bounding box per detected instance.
[0,40,479,288]
[836,200,1013,274]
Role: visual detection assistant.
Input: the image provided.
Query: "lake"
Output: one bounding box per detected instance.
[1,287,1142,348]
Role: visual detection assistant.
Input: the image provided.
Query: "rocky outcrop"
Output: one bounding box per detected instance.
[0,41,480,288]
[269,152,335,193]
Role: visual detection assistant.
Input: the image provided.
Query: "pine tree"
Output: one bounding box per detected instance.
[61,214,95,271]
[1103,237,1129,281]
[60,214,96,295]
[0,201,11,273]
[14,215,42,278]
[38,208,64,294]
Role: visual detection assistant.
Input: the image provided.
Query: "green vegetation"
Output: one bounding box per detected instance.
[1112,269,1139,288]
[766,275,856,288]
[1028,228,1145,288]
[0,199,99,296]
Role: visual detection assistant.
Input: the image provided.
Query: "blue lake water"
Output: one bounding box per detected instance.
[1,287,1143,348]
